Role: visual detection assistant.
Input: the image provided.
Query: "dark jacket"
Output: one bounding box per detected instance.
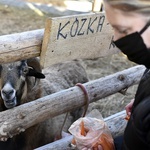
[122,69,150,150]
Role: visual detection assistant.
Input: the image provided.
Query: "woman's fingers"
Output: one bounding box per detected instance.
[98,145,103,150]
[125,99,134,115]
[81,148,88,150]
[81,145,103,150]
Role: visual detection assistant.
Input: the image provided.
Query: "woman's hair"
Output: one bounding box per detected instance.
[104,0,150,15]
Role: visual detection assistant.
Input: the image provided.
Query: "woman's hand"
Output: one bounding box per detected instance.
[82,145,103,150]
[125,99,134,116]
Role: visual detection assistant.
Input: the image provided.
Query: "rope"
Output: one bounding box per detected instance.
[76,83,90,117]
[55,83,90,141]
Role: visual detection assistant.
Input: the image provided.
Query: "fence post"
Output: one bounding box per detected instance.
[92,0,103,12]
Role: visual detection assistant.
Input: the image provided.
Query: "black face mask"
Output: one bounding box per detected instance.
[114,21,150,68]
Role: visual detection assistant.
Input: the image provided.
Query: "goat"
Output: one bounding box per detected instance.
[0,58,88,150]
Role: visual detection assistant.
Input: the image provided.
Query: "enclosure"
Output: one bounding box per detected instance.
[0,0,145,149]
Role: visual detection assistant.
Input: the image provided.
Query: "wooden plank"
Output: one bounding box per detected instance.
[35,111,127,150]
[40,12,118,68]
[0,65,145,140]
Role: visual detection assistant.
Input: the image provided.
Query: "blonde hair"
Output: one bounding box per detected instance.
[104,0,150,15]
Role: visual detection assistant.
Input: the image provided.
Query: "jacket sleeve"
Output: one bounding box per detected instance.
[133,96,150,148]
[147,131,150,148]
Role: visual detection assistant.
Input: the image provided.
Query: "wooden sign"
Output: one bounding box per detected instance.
[40,12,118,68]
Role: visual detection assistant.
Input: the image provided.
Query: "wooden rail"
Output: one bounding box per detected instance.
[0,29,44,64]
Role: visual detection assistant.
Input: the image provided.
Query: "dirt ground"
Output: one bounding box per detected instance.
[0,1,138,118]
[25,0,67,7]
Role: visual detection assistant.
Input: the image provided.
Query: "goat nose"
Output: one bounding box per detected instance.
[2,89,14,96]
[1,83,16,101]
[1,89,15,99]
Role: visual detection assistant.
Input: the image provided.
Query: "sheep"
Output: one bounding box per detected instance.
[0,58,89,150]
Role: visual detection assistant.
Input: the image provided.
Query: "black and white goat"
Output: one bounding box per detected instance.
[0,58,88,150]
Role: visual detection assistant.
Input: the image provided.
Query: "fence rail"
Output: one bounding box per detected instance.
[0,29,44,64]
[0,65,145,141]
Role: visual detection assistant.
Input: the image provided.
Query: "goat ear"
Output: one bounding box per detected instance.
[27,68,45,79]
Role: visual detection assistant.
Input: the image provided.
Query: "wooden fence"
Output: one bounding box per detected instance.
[0,4,146,150]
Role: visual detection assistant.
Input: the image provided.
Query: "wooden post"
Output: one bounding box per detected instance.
[92,0,103,12]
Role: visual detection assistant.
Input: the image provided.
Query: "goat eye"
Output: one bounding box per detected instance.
[23,68,28,74]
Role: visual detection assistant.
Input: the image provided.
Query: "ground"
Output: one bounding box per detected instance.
[0,0,138,118]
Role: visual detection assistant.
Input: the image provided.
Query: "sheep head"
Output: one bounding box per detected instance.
[0,58,45,109]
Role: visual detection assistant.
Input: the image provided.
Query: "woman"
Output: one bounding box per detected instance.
[83,0,150,150]
[104,1,150,150]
